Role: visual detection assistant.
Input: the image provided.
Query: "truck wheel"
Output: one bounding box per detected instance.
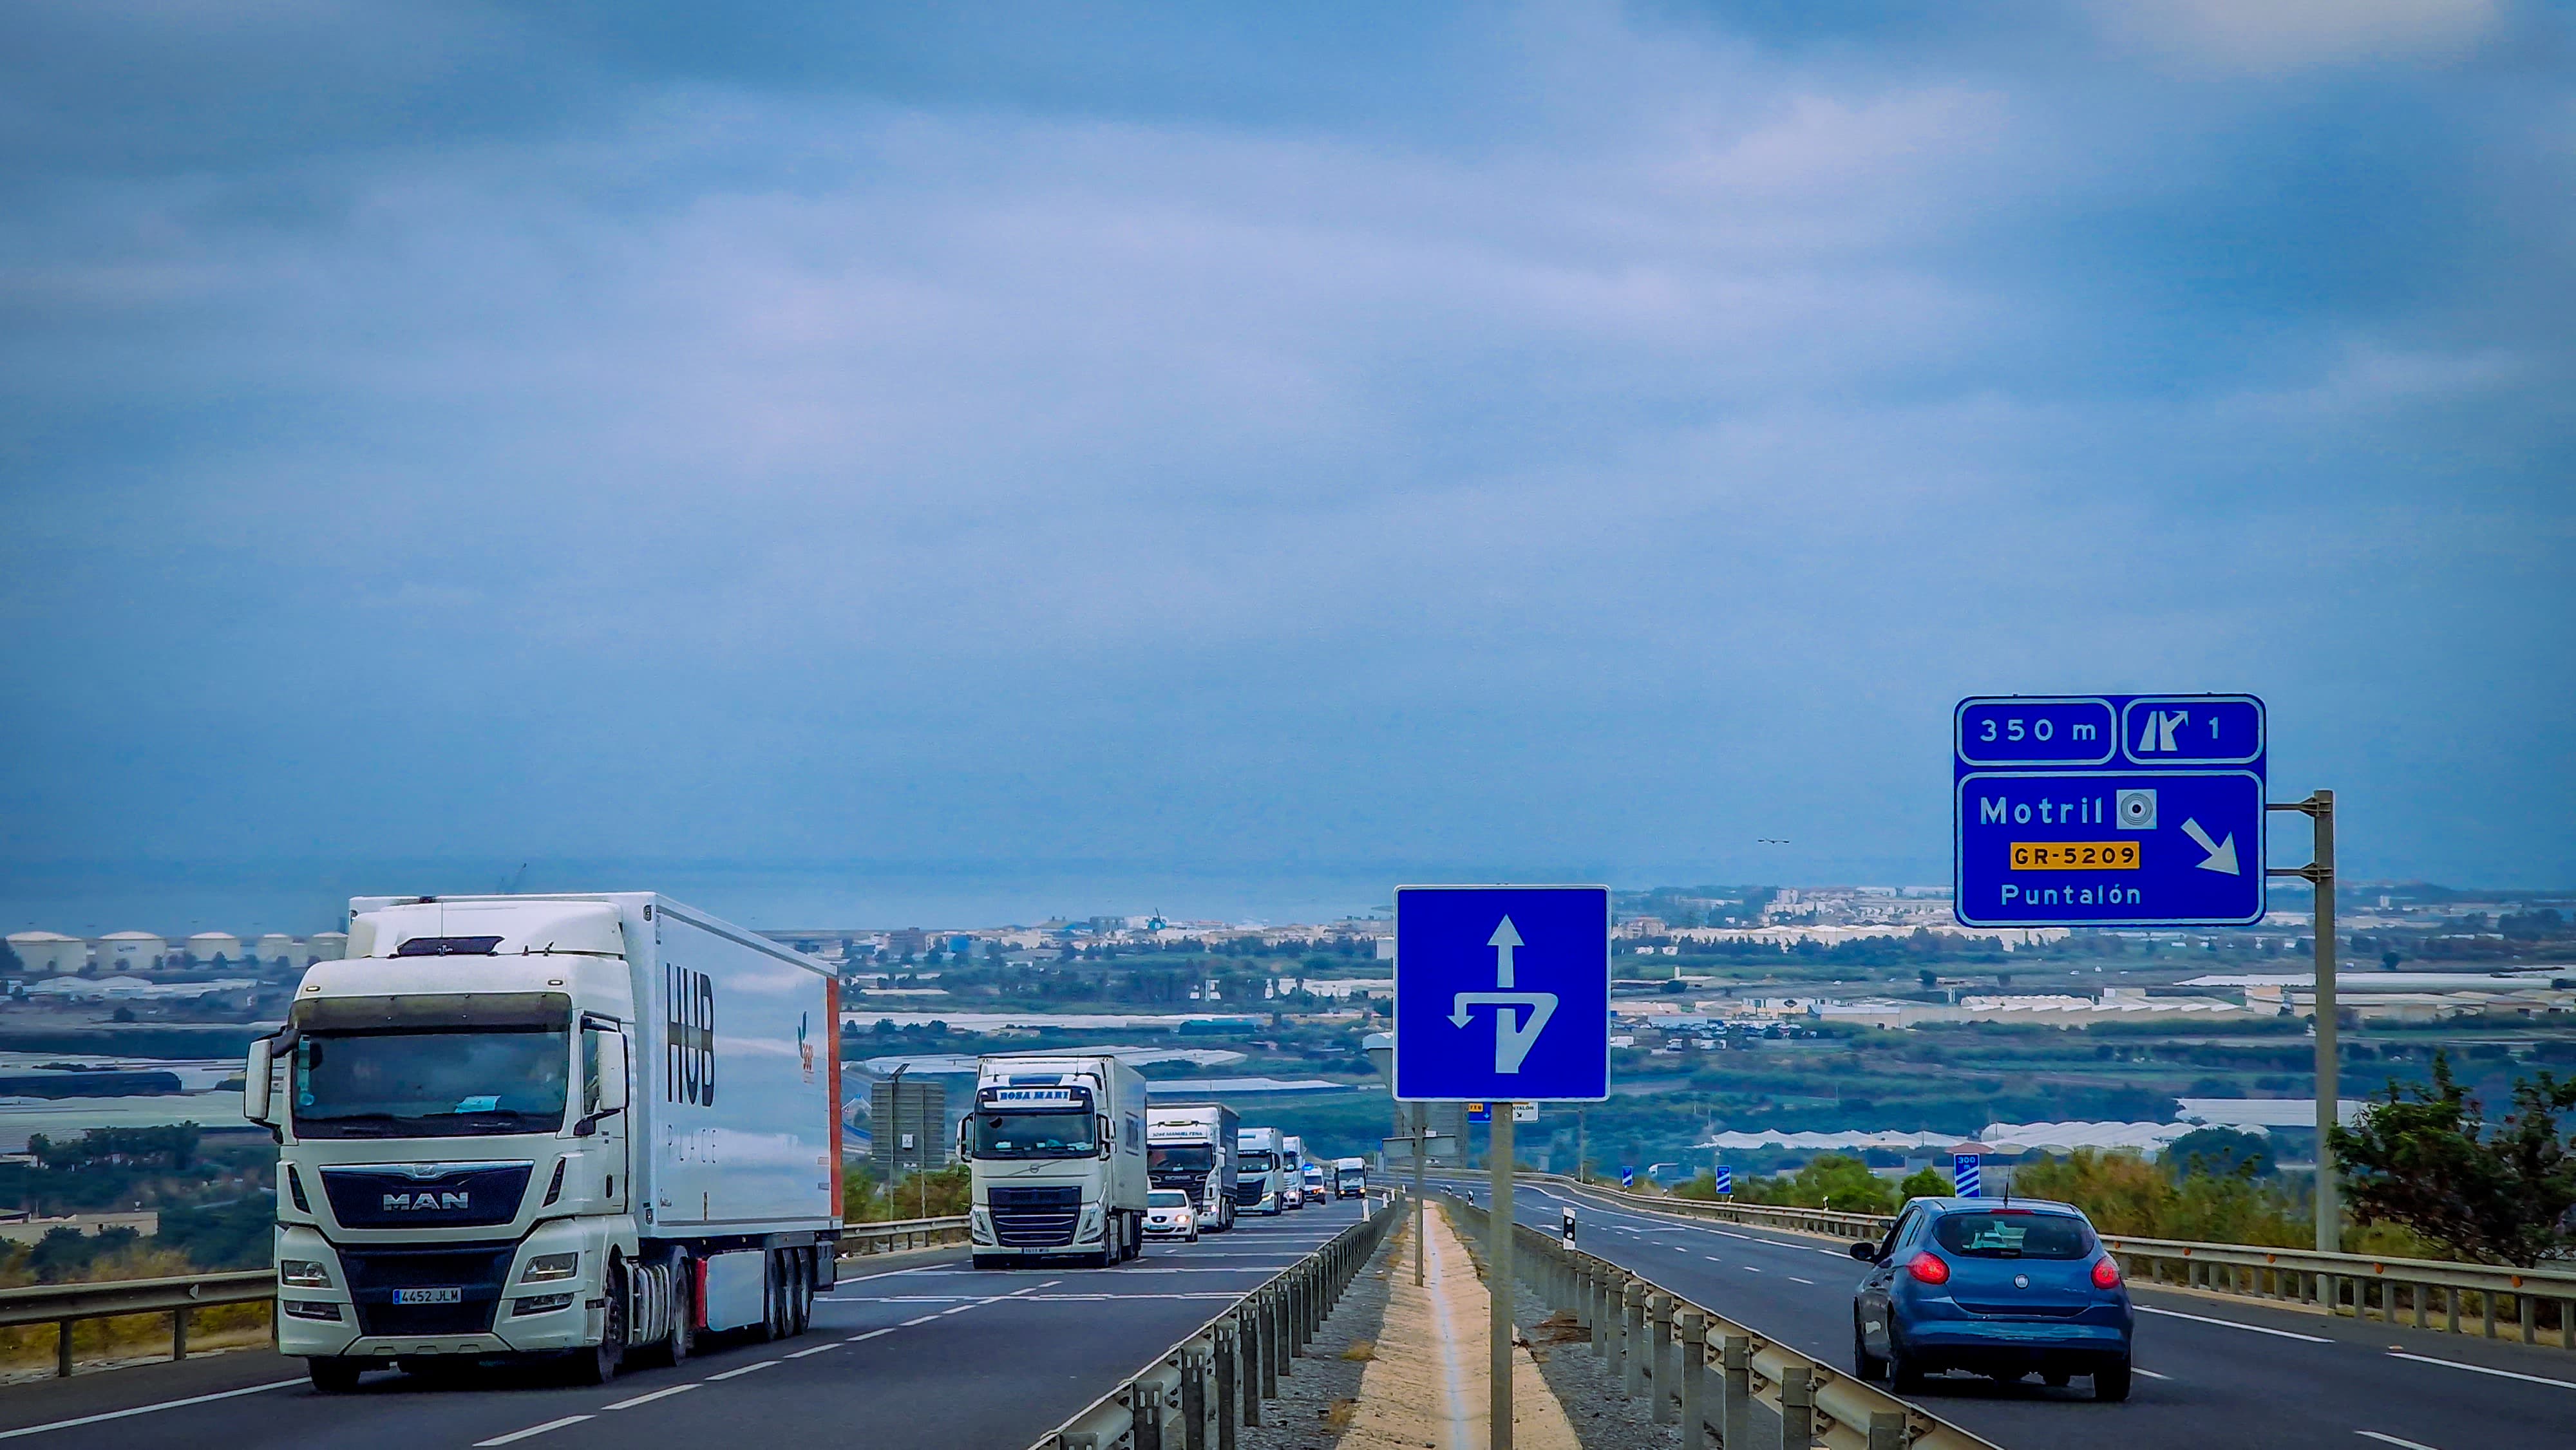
[573,1259,627,1385]
[306,1357,363,1393]
[789,1251,811,1336]
[665,1258,694,1368]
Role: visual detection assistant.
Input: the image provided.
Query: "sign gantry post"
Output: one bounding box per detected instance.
[2268,789,2337,1252]
[1395,885,1611,1450]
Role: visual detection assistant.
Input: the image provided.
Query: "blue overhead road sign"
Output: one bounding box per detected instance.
[1392,885,1610,1103]
[1955,694,2267,928]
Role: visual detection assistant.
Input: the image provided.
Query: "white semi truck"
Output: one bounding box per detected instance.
[1332,1157,1368,1198]
[1235,1126,1293,1215]
[1147,1104,1240,1233]
[244,894,842,1391]
[963,1054,1150,1267]
[1281,1135,1310,1209]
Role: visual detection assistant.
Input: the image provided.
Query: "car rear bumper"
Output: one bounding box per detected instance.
[1899,1317,2129,1369]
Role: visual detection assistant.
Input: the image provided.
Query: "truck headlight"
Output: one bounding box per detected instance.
[520,1252,579,1284]
[279,1259,332,1288]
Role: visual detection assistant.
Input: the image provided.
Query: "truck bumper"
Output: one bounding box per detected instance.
[276,1220,618,1359]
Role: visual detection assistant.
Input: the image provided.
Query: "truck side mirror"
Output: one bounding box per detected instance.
[243,1038,274,1124]
[590,1029,629,1115]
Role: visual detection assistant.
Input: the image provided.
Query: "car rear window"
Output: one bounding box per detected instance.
[1933,1211,2094,1259]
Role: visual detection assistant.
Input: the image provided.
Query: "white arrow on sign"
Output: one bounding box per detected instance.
[1450,914,1558,1072]
[2180,818,2239,875]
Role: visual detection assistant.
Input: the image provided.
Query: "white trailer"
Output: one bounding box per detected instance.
[963,1054,1150,1267]
[245,894,842,1392]
[1148,1104,1240,1232]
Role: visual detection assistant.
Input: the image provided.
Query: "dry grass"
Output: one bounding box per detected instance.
[0,1245,270,1375]
[1340,1339,1376,1361]
[1325,1397,1359,1430]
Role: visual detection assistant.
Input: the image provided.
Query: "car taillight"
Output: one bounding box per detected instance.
[1906,1252,1950,1286]
[2092,1256,2123,1289]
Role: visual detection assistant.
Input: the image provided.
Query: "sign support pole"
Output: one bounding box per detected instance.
[1412,1104,1426,1287]
[2269,789,2337,1252]
[1490,1102,1515,1450]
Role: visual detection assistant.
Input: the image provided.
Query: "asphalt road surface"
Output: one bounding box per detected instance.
[0,1200,1368,1450]
[1458,1177,2575,1450]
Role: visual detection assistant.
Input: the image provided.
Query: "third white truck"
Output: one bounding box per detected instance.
[1147,1104,1239,1233]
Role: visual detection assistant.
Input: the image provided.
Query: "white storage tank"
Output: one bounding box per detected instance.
[254,933,301,968]
[306,930,348,961]
[184,931,243,966]
[95,931,167,972]
[4,932,87,975]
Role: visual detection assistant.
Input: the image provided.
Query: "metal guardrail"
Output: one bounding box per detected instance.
[1523,1174,2576,1351]
[0,1268,276,1379]
[0,1215,976,1382]
[1025,1193,1406,1450]
[1445,1191,2000,1450]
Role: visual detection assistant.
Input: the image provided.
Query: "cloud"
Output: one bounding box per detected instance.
[2096,0,2504,74]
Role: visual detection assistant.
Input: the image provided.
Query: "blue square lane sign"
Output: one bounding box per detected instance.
[1393,885,1610,1103]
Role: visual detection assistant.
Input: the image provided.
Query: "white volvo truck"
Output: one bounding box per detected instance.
[963,1054,1149,1267]
[1234,1126,1291,1215]
[1147,1104,1239,1233]
[245,894,842,1391]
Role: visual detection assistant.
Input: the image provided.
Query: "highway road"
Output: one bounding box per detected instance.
[0,1201,1369,1450]
[1468,1178,2575,1450]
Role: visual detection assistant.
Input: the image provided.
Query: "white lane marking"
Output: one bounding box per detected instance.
[845,1328,896,1344]
[2385,1351,2576,1391]
[786,1342,840,1358]
[0,1378,305,1442]
[900,1314,940,1326]
[2134,1305,2329,1342]
[938,1303,978,1315]
[1703,1256,1725,1262]
[475,1416,594,1446]
[603,1384,700,1409]
[1741,1266,1763,1274]
[2134,1368,2172,1380]
[2356,1433,2440,1449]
[1788,1276,1815,1285]
[705,1361,778,1382]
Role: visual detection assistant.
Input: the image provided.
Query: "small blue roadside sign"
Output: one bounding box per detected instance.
[1393,885,1611,1103]
[1953,1153,1982,1199]
[1620,1165,1636,1188]
[1466,1102,1492,1124]
[1714,1165,1734,1196]
[1955,694,2266,927]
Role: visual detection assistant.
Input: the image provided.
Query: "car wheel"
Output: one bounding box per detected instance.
[1888,1341,1926,1393]
[2094,1359,2132,1403]
[306,1357,363,1393]
[1852,1315,1886,1382]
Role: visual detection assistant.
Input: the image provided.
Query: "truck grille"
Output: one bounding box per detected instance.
[340,1243,513,1339]
[988,1185,1081,1248]
[1234,1182,1265,1207]
[322,1163,533,1230]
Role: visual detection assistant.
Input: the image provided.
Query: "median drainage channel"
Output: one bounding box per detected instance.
[1444,1193,2002,1450]
[1028,1196,1410,1450]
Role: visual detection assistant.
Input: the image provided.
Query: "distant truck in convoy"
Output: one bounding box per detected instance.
[1333,1158,1368,1198]
[1281,1135,1309,1209]
[1235,1127,1293,1214]
[1148,1105,1240,1233]
[963,1054,1150,1267]
[244,894,842,1392]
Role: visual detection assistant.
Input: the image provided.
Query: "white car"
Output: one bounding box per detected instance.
[1144,1189,1200,1241]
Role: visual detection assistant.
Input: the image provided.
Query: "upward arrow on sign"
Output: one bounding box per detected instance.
[1488,917,1522,988]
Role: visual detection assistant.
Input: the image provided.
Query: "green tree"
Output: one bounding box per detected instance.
[1897,1166,1951,1200]
[2330,1052,2576,1266]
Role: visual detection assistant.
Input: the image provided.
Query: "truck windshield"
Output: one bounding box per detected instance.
[1241,1151,1276,1172]
[1150,1144,1214,1174]
[289,992,572,1140]
[972,1111,1097,1158]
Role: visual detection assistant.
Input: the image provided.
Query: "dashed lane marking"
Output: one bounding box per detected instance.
[1787,1277,1815,1285]
[2385,1352,2576,1391]
[2134,1305,2329,1342]
[705,1361,778,1382]
[0,1377,306,1442]
[786,1342,840,1357]
[602,1384,700,1409]
[844,1328,896,1344]
[474,1415,594,1446]
[900,1315,940,1326]
[2356,1433,2440,1449]
[2134,1369,2172,1380]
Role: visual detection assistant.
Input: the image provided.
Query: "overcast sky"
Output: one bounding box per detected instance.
[4,3,2570,932]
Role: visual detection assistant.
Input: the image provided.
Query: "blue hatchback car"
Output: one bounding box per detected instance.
[1850,1197,2133,1401]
